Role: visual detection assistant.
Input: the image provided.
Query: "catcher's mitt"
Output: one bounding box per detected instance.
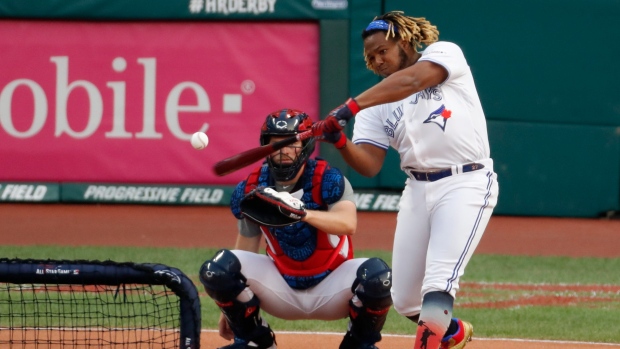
[240,187,307,227]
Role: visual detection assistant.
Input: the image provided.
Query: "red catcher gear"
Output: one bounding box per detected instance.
[245,159,353,279]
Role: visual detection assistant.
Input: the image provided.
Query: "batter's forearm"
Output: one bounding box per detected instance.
[354,71,418,109]
[339,142,386,177]
[354,62,447,109]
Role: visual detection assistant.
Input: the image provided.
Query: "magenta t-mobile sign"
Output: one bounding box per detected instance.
[0,21,319,185]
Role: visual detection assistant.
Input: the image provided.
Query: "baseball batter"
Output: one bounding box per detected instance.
[199,109,393,349]
[313,11,499,349]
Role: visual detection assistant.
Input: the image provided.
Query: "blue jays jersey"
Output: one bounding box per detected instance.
[351,41,491,171]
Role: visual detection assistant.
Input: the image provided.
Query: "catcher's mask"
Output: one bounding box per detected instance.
[260,109,315,182]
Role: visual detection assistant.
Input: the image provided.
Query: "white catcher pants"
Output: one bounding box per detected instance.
[232,249,367,320]
[391,163,499,317]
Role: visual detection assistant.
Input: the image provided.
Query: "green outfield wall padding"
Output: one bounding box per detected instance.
[3,0,620,218]
[0,181,403,212]
[488,120,620,217]
[340,0,385,188]
[349,0,381,98]
[0,183,59,202]
[318,19,351,173]
[386,0,620,126]
[345,0,620,217]
[61,183,234,206]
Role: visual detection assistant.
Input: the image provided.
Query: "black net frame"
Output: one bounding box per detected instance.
[0,258,201,349]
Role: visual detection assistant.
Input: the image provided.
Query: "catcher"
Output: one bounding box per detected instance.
[199,109,393,349]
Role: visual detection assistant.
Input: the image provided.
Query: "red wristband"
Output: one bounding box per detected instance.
[334,131,347,149]
[345,98,360,115]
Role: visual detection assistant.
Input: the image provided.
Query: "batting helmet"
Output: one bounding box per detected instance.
[260,109,315,182]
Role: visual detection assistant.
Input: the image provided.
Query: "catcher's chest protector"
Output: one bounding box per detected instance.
[245,159,353,282]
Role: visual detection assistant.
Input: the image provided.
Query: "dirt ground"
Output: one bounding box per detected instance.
[3,204,620,258]
[2,203,620,348]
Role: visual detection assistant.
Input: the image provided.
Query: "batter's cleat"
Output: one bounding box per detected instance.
[218,332,276,349]
[440,319,473,349]
[339,331,379,349]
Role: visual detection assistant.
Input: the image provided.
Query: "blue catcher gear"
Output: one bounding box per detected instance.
[260,109,315,182]
[199,250,276,349]
[340,258,393,349]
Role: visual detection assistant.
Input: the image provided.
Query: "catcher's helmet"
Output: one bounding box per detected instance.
[260,109,315,182]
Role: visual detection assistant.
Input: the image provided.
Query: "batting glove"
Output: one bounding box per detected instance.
[328,97,361,128]
[322,128,347,149]
[312,121,348,149]
[311,98,358,149]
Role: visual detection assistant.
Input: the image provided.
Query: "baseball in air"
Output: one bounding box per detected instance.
[190,132,209,150]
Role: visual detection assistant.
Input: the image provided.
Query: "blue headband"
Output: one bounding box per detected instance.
[364,19,397,33]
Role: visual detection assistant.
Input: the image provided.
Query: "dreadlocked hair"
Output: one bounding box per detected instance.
[363,11,440,70]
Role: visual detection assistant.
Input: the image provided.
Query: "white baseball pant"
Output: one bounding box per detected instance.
[390,164,499,316]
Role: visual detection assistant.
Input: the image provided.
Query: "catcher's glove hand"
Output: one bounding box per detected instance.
[240,187,307,227]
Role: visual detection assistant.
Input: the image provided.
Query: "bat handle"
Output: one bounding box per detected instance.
[296,130,314,142]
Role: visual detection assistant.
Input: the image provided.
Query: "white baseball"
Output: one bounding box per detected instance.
[190,132,209,150]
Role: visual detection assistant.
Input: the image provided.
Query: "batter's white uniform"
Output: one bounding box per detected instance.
[352,41,499,316]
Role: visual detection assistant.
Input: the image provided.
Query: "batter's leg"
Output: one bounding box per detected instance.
[415,170,498,349]
[390,179,432,317]
[424,171,498,297]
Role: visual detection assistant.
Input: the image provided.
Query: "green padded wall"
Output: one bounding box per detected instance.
[319,19,351,173]
[387,0,620,126]
[336,0,408,189]
[489,121,620,217]
[343,0,620,216]
[340,0,385,188]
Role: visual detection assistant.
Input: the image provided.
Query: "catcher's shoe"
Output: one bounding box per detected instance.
[218,331,276,349]
[339,331,379,349]
[440,319,473,349]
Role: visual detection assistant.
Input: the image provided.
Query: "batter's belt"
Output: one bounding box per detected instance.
[407,162,485,182]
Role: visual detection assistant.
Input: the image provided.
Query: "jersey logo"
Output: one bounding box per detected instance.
[384,103,404,138]
[423,104,452,131]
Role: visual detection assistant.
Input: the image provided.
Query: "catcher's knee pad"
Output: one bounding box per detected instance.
[199,249,247,303]
[352,257,393,310]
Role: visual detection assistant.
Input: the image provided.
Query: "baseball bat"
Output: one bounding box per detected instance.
[213,130,314,176]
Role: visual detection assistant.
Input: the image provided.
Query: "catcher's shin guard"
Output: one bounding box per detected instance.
[340,258,393,349]
[340,301,390,349]
[217,296,276,349]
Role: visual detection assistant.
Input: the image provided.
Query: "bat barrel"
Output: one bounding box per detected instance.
[213,130,316,176]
